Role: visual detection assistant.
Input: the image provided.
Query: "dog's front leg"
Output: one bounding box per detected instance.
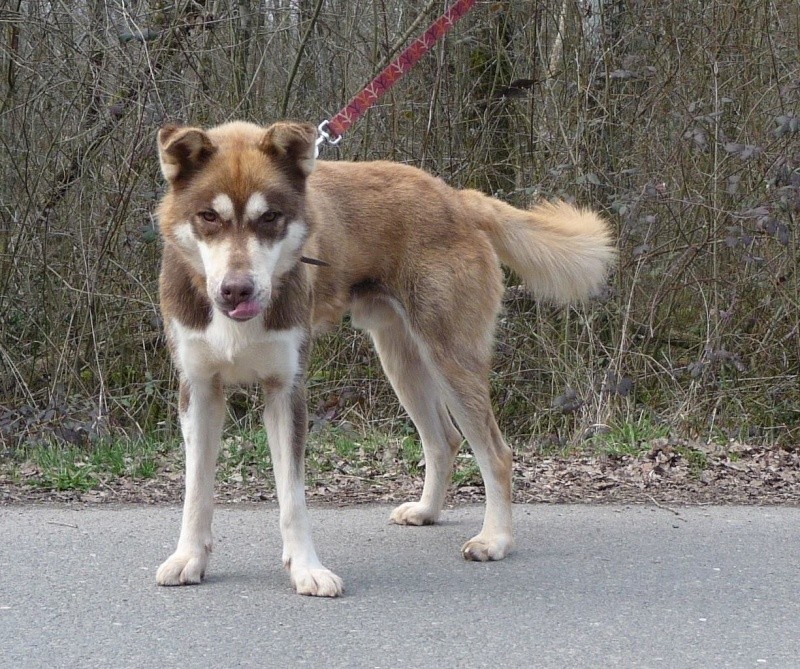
[157,376,224,586]
[264,381,343,597]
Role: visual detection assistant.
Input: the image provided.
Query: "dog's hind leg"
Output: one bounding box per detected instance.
[369,319,463,527]
[264,379,344,597]
[157,376,225,585]
[435,357,514,561]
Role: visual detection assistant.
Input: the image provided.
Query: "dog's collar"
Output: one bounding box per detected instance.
[300,255,329,267]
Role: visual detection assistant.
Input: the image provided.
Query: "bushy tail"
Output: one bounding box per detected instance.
[462,191,615,302]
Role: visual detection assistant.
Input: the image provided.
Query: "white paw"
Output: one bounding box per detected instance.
[389,501,438,526]
[461,533,513,562]
[289,565,344,597]
[156,551,209,586]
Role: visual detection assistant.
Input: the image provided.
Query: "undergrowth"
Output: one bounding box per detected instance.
[1,0,798,451]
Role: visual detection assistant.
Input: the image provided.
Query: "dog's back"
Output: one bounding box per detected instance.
[303,159,614,328]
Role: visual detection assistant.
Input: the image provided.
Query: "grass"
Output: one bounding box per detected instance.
[399,436,423,475]
[30,446,97,491]
[452,455,482,487]
[675,445,709,478]
[14,435,171,492]
[587,415,671,457]
[218,428,272,481]
[585,414,716,477]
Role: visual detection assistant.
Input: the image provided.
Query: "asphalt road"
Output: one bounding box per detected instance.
[1,503,798,668]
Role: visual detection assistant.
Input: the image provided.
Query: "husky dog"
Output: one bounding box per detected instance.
[154,121,614,596]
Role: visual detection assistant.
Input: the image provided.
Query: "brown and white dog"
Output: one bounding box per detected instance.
[154,120,614,597]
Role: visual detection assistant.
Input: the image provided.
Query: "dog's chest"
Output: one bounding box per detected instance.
[170,314,306,386]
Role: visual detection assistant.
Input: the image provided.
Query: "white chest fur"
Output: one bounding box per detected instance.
[170,314,306,386]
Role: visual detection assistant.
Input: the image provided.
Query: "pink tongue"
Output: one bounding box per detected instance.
[228,300,261,320]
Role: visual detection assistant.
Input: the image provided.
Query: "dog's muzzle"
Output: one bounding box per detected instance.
[218,274,262,321]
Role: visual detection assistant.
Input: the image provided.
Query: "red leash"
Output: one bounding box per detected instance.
[317,0,477,149]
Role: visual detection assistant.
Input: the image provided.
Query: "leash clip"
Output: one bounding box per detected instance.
[315,120,342,157]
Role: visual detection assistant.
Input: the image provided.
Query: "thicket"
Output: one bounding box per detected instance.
[0,0,798,449]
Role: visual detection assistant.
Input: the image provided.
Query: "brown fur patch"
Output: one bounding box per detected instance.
[159,245,212,331]
[289,380,308,463]
[264,264,310,332]
[178,380,191,414]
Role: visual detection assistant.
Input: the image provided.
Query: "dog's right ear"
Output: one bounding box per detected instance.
[157,124,216,183]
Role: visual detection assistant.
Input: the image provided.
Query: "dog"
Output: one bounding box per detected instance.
[154,120,614,596]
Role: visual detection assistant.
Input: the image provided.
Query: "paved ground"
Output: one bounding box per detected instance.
[1,503,798,668]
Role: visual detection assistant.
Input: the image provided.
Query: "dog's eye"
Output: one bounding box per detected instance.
[254,210,283,235]
[196,210,222,235]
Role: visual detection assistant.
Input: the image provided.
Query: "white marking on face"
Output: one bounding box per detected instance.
[275,221,308,275]
[197,237,234,301]
[249,220,308,292]
[172,222,205,274]
[211,193,235,221]
[244,192,268,223]
[248,237,282,302]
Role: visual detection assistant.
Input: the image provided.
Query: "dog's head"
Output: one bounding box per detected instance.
[156,121,316,322]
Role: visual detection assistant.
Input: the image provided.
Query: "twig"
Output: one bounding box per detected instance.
[647,494,687,522]
[47,521,78,529]
[280,0,326,117]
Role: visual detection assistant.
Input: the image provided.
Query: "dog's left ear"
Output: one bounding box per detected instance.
[260,122,316,178]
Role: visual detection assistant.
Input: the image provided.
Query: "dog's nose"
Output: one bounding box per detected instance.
[220,274,255,307]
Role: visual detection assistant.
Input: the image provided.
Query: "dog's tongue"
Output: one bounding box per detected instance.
[228,300,261,321]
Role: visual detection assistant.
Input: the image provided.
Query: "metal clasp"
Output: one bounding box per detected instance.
[315,120,342,157]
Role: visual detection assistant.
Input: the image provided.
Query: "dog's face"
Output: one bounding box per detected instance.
[157,121,316,322]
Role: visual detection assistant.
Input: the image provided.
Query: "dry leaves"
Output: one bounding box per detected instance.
[514,439,800,506]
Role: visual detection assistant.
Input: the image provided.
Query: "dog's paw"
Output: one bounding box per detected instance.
[156,551,208,586]
[461,533,513,562]
[289,565,344,597]
[389,501,438,526]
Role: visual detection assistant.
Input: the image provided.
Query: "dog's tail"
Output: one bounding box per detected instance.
[462,191,615,302]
